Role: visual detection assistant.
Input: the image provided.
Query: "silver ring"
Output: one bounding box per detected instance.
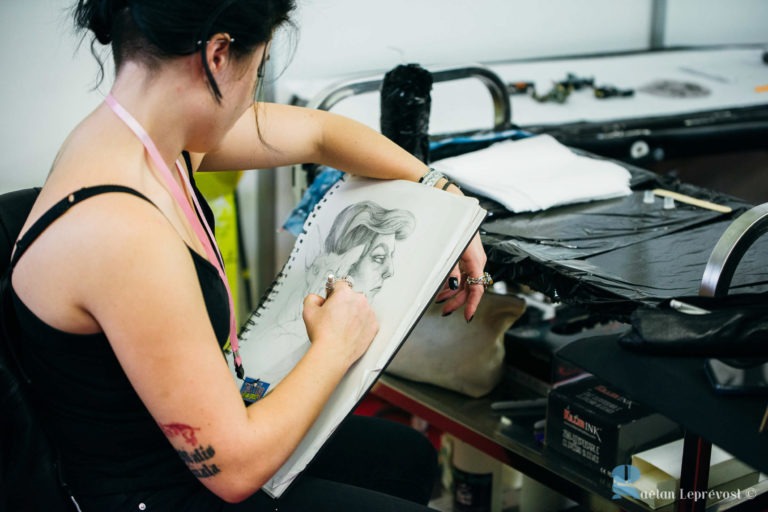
[325,274,355,293]
[466,272,493,288]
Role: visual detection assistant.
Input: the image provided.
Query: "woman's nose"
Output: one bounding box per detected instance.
[382,259,393,279]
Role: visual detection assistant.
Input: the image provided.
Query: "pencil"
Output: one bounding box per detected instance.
[325,274,336,296]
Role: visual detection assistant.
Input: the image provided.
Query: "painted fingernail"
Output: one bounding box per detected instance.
[435,299,447,304]
[448,277,459,290]
[442,311,453,317]
[466,315,474,324]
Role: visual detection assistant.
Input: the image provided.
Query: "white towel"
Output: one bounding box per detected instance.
[434,134,632,213]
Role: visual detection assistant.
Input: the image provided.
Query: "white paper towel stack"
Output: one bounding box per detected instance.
[434,134,632,213]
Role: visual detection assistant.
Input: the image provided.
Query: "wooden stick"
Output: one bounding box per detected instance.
[652,189,733,214]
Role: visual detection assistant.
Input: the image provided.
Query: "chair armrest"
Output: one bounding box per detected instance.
[305,64,512,132]
[699,203,768,297]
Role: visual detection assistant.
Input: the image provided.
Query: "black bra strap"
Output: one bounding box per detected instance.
[11,185,153,270]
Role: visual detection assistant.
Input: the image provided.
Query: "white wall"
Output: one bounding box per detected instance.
[2,0,767,286]
[6,0,768,192]
[664,0,768,47]
[276,0,653,81]
[3,0,767,192]
[0,0,113,193]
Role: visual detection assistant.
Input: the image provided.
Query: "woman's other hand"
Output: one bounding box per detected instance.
[435,233,487,322]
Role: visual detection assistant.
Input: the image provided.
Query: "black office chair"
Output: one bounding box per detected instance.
[0,187,76,511]
[0,188,39,265]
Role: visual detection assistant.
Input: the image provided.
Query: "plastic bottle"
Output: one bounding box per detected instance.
[450,437,503,512]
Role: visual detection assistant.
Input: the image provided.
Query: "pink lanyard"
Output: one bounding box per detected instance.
[105,93,244,378]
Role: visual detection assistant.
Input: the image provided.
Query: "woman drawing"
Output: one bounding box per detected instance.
[9,1,489,510]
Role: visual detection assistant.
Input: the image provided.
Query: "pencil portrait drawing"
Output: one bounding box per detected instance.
[250,200,416,386]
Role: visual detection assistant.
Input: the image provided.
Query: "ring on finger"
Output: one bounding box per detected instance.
[325,274,355,293]
[465,271,493,289]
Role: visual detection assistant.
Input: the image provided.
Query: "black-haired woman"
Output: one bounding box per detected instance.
[10,1,488,510]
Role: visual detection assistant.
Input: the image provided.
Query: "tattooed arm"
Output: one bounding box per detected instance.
[77,197,376,502]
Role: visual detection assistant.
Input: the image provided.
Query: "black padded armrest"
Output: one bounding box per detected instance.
[0,188,40,271]
[700,202,768,298]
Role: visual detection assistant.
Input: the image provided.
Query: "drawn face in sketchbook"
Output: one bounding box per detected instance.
[347,233,396,299]
[318,200,416,303]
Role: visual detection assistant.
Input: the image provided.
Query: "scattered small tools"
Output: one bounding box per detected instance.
[508,72,635,103]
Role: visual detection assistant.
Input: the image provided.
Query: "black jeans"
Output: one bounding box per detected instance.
[75,415,438,511]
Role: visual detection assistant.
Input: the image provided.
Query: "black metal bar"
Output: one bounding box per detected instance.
[677,432,712,512]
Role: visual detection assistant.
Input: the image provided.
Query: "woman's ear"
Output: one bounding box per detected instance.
[205,33,235,73]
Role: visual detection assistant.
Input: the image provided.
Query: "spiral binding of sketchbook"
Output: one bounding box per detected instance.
[229,175,487,498]
[239,178,349,339]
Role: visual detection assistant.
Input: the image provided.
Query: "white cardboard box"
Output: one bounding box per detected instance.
[627,439,758,508]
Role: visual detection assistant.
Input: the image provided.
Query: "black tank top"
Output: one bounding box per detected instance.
[11,184,230,496]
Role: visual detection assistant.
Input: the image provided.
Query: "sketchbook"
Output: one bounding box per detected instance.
[230,175,486,497]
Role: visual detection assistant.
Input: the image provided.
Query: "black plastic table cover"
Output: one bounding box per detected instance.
[479,164,767,318]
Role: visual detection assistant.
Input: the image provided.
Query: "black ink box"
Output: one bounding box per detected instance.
[545,376,682,477]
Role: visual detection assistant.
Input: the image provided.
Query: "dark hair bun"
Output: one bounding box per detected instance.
[74,0,129,45]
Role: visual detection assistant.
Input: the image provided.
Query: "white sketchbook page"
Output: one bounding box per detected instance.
[231,176,485,497]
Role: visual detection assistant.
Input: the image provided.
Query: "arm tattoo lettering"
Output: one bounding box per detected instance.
[159,422,222,479]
